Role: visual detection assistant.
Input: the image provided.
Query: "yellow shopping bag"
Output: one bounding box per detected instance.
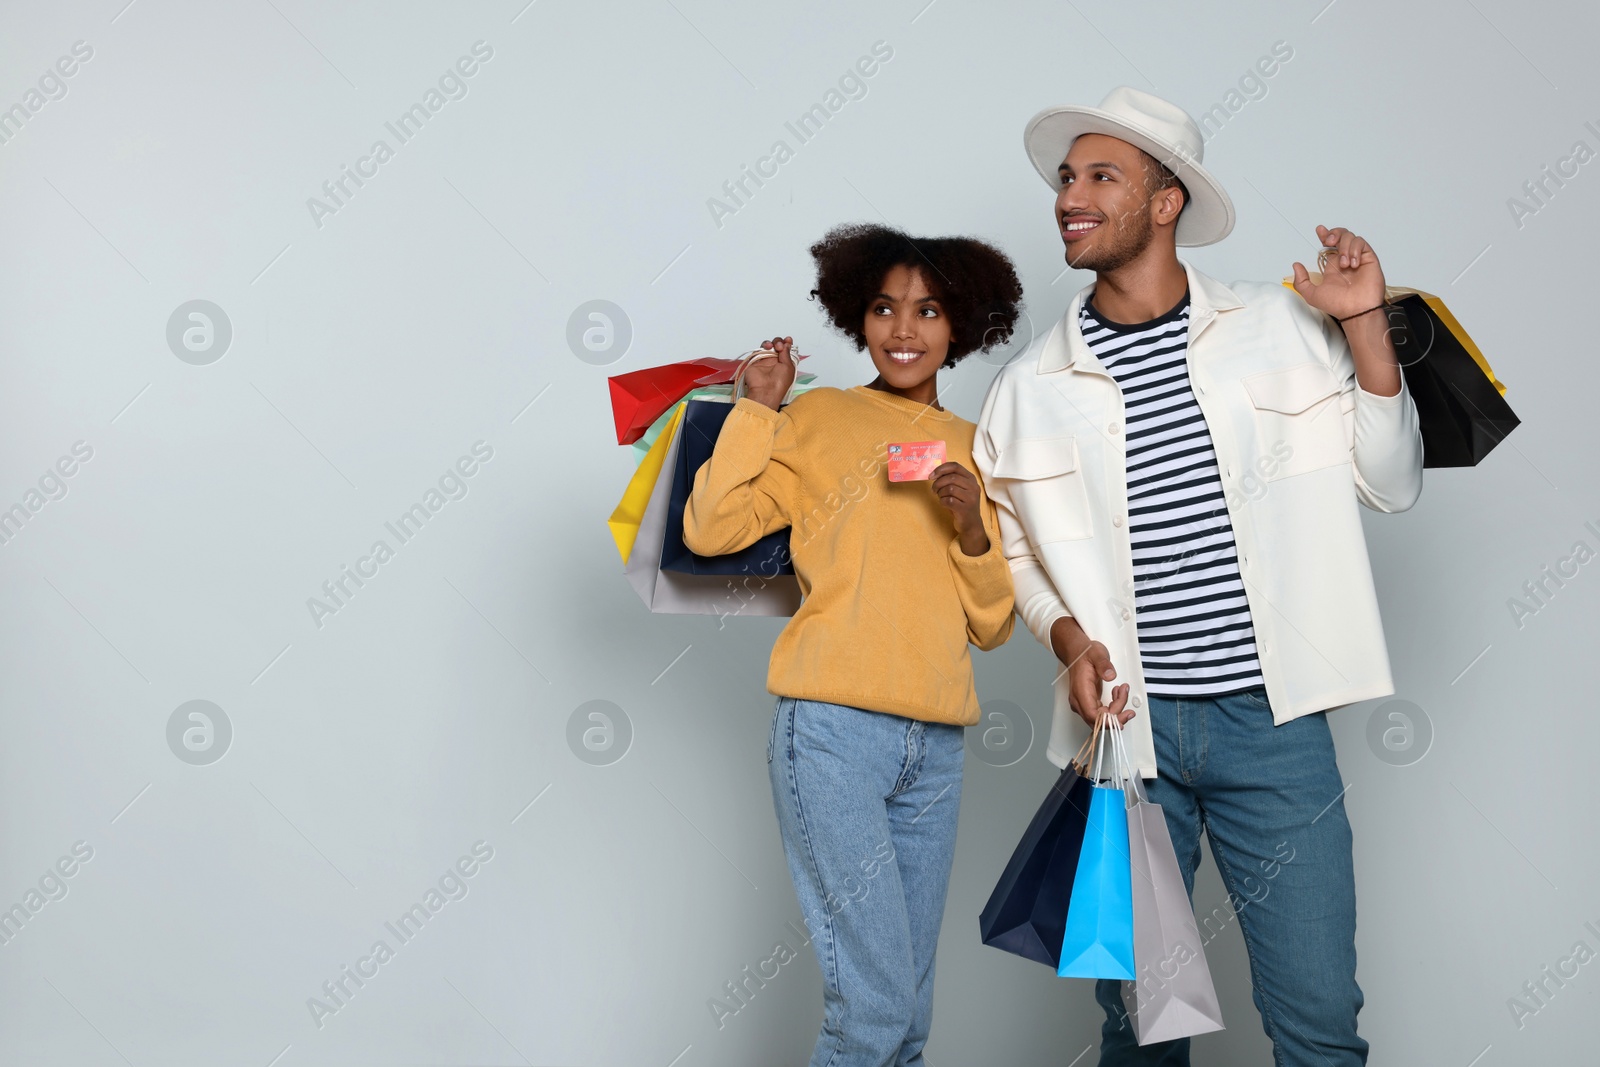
[608,402,684,563]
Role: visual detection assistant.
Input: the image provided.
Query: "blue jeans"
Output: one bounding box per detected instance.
[1095,688,1367,1066]
[768,697,965,1067]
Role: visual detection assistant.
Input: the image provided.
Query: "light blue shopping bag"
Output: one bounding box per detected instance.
[1056,717,1136,979]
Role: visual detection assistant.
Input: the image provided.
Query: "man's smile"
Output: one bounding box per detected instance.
[1062,215,1102,242]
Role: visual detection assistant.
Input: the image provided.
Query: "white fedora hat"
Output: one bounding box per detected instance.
[1023,86,1235,247]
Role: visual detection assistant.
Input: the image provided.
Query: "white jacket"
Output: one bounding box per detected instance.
[974,260,1423,778]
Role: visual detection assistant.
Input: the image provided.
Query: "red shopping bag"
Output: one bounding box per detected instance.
[608,358,744,445]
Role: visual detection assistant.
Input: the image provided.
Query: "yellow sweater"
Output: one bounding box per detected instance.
[683,386,1014,726]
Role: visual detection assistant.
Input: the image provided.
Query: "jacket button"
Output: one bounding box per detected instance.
[1121,608,1132,620]
[1131,696,1142,708]
[1113,515,1125,527]
[1109,421,1122,434]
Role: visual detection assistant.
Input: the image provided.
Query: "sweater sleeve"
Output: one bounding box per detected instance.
[682,398,802,555]
[947,486,1016,651]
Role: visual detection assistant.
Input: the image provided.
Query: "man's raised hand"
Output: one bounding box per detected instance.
[1290,224,1388,323]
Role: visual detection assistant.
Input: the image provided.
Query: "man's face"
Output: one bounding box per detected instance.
[1054,133,1158,272]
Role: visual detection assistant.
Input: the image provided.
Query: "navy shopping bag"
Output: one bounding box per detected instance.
[979,764,1095,967]
[660,399,796,578]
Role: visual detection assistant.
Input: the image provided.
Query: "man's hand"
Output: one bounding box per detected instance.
[743,336,798,411]
[1289,225,1387,322]
[930,461,990,556]
[1289,224,1403,397]
[1049,616,1133,727]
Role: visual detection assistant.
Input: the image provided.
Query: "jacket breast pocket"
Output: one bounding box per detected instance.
[1241,362,1351,480]
[991,435,1093,543]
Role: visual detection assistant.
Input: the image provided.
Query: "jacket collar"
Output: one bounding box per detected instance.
[1037,258,1245,374]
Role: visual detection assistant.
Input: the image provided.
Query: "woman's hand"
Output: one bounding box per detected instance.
[743,336,798,411]
[930,461,990,556]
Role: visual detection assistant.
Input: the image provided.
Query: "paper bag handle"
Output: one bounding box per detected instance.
[1072,712,1129,788]
[1108,718,1148,806]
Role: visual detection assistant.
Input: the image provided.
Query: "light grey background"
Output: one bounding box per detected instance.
[1,0,1596,1064]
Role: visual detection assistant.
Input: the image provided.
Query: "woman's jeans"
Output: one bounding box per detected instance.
[1095,687,1368,1066]
[768,697,965,1067]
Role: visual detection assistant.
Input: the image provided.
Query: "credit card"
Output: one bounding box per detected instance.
[886,440,946,482]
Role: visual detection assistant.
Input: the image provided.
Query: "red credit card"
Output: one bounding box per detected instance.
[886,440,946,482]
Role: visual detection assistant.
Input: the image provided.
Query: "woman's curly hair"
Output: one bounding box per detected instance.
[808,223,1024,368]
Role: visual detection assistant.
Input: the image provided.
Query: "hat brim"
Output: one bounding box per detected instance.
[1024,105,1235,247]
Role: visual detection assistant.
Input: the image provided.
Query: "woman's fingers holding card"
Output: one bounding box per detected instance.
[931,464,976,505]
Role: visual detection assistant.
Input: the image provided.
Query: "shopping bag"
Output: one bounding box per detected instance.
[632,386,732,465]
[1057,715,1136,980]
[1385,290,1518,467]
[660,398,797,578]
[1111,724,1225,1044]
[608,358,744,445]
[608,404,685,563]
[623,407,801,617]
[1283,249,1518,467]
[978,762,1095,967]
[630,374,817,465]
[608,352,813,446]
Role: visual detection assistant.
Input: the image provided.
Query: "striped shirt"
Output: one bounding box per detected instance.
[1080,291,1264,696]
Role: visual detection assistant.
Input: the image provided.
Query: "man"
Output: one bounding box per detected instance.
[974,86,1422,1065]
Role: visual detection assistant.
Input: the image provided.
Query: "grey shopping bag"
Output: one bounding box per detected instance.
[1111,724,1225,1044]
[623,408,801,618]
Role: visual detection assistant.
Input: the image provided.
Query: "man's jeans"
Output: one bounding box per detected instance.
[1095,687,1368,1066]
[769,697,965,1067]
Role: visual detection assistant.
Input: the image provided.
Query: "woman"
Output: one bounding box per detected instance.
[683,222,1023,1066]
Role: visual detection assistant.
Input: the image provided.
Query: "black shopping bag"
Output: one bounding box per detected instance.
[661,398,797,577]
[1385,291,1519,467]
[979,763,1095,967]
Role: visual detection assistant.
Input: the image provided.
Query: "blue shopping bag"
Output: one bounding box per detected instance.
[1056,718,1136,979]
[660,399,796,578]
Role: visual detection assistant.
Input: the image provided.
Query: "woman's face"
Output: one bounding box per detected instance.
[862,264,951,389]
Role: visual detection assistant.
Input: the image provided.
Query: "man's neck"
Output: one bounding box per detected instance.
[1088,251,1188,325]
